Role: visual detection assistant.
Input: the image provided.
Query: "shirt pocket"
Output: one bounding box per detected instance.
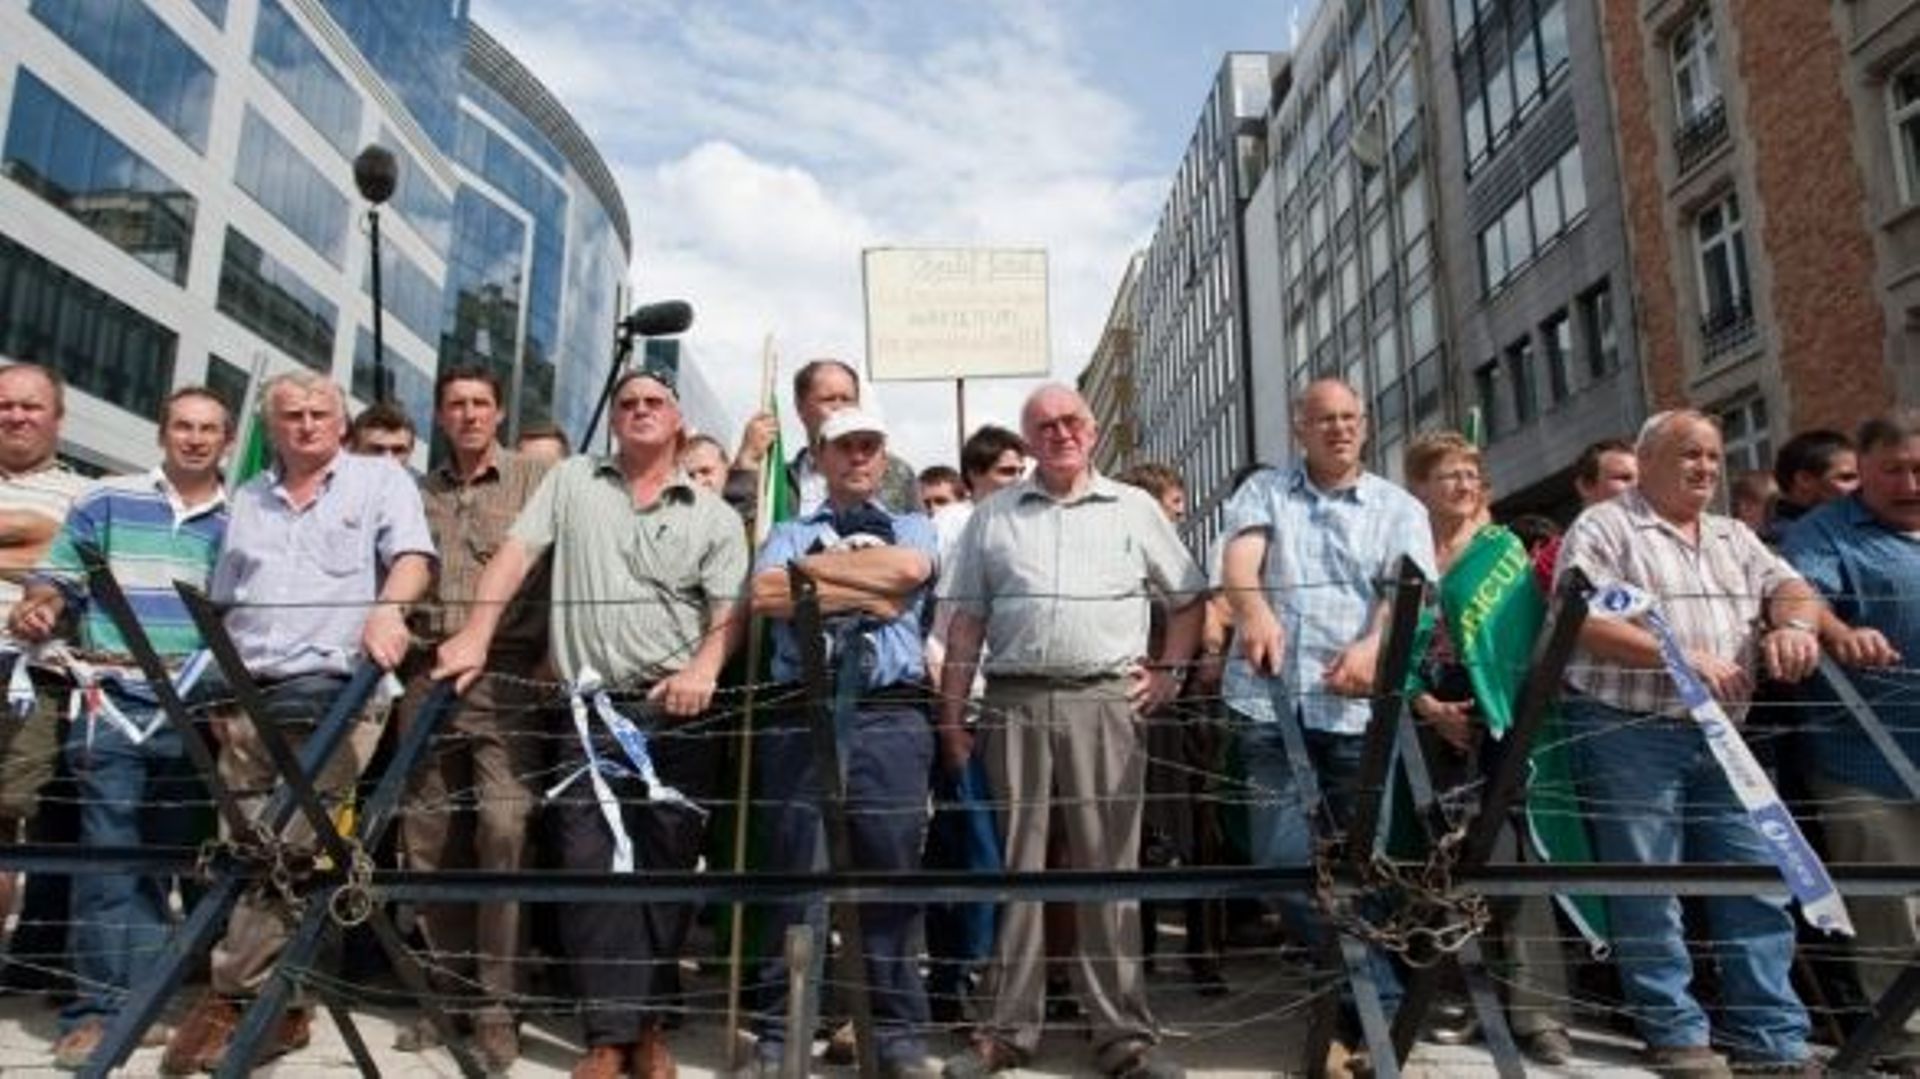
[305,515,368,577]
[624,525,703,597]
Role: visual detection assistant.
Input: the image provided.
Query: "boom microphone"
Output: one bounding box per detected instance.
[620,300,694,336]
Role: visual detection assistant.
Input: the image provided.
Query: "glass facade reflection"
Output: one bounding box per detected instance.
[234,109,349,266]
[252,0,362,157]
[29,0,215,152]
[0,231,177,419]
[318,0,467,151]
[352,327,433,435]
[0,2,630,470]
[3,71,197,284]
[216,226,338,372]
[439,187,525,401]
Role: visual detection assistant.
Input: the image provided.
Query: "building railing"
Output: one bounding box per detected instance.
[1700,293,1756,362]
[1675,97,1728,175]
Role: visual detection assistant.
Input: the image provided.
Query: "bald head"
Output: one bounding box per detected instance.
[1022,383,1098,493]
[1292,378,1369,487]
[1635,409,1724,523]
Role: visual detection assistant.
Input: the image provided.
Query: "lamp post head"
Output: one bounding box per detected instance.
[353,145,398,205]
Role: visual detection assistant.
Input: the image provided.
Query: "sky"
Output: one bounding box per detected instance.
[470,0,1301,471]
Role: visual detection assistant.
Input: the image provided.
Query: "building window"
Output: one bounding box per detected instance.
[1580,283,1619,379]
[1718,393,1772,473]
[216,227,339,373]
[28,0,216,152]
[1480,143,1585,295]
[0,232,177,419]
[253,0,364,157]
[1475,359,1503,440]
[189,0,226,25]
[1671,6,1727,172]
[352,329,432,434]
[206,355,250,415]
[1889,60,1920,206]
[1542,310,1573,403]
[1457,0,1573,174]
[365,242,442,346]
[2,71,197,284]
[1695,192,1755,362]
[1507,336,1537,427]
[234,110,350,267]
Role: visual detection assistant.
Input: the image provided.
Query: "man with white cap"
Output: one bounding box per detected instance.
[437,358,748,1079]
[746,408,941,1077]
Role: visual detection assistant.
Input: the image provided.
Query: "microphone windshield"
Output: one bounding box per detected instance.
[622,300,694,336]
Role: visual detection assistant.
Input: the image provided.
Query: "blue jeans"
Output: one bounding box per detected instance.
[1565,694,1809,1061]
[59,688,206,1031]
[1234,715,1403,1024]
[752,702,933,1065]
[922,755,999,1002]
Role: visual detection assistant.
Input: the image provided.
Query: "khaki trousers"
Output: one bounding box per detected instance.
[209,679,387,997]
[1808,774,1920,1057]
[398,673,541,1009]
[977,676,1157,1063]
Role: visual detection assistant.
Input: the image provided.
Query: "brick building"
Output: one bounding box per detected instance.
[1599,0,1913,469]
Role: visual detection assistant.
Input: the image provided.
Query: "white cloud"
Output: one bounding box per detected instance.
[473,0,1168,470]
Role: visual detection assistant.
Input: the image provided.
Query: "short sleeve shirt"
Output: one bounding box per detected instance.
[420,448,553,653]
[0,461,90,607]
[755,503,940,689]
[942,472,1204,678]
[211,452,437,680]
[1556,488,1800,719]
[510,457,748,684]
[1217,464,1438,733]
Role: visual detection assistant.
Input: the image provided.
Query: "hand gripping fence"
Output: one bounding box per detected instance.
[0,557,1917,1075]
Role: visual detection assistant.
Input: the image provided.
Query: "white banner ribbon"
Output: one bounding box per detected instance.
[545,665,706,873]
[1589,583,1854,936]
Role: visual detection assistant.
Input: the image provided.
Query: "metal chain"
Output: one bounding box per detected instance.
[1312,825,1492,969]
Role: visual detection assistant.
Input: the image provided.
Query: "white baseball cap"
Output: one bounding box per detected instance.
[818,409,888,444]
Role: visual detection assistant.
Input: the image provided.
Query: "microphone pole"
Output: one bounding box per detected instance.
[581,300,694,452]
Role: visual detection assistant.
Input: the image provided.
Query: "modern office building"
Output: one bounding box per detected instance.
[1133,52,1278,549]
[0,0,631,473]
[1252,0,1442,486]
[1079,253,1142,477]
[1599,0,1911,470]
[1423,0,1643,514]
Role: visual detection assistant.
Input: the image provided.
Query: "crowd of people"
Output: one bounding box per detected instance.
[0,354,1913,1079]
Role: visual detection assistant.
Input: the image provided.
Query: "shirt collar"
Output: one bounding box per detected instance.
[0,457,67,483]
[801,496,890,524]
[266,450,343,497]
[1620,487,1735,543]
[592,457,697,503]
[1288,462,1370,503]
[431,446,507,487]
[149,466,227,519]
[1014,470,1121,506]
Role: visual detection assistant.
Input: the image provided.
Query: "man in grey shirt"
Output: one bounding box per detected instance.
[939,385,1204,1079]
[164,371,434,1075]
[436,360,747,1079]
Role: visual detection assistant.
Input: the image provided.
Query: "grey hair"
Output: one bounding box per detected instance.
[1857,407,1920,455]
[1634,408,1717,458]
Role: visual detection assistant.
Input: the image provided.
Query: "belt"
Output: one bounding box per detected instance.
[773,681,929,705]
[986,671,1128,687]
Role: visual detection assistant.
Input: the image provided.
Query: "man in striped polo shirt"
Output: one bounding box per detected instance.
[0,364,92,957]
[8,386,232,1067]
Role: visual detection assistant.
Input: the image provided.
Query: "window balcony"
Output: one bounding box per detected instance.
[1675,97,1728,175]
[1700,294,1756,362]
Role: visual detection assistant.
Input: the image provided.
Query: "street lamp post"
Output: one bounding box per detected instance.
[353,145,398,404]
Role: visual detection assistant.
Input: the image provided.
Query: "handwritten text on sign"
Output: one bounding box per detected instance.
[863,248,1051,381]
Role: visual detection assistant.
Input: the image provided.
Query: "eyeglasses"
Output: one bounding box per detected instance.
[1033,414,1089,437]
[1303,412,1365,429]
[1432,469,1482,485]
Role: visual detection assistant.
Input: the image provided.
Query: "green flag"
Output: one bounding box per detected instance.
[1438,526,1610,949]
[230,412,271,486]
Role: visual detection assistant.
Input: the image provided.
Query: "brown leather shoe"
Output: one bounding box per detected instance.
[633,1022,677,1079]
[52,1019,104,1071]
[572,1043,631,1079]
[198,1006,312,1072]
[160,994,238,1075]
[474,1014,520,1075]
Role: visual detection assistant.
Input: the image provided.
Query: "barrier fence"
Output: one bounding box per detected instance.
[0,553,1912,1077]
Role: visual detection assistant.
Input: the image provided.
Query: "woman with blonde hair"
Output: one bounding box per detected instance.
[1402,431,1576,1065]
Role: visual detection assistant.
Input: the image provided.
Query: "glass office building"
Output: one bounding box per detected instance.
[0,0,631,471]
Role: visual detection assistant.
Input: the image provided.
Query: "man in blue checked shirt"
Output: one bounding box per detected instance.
[1781,408,1920,1077]
[746,408,941,1079]
[8,387,233,1069]
[1217,377,1436,1071]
